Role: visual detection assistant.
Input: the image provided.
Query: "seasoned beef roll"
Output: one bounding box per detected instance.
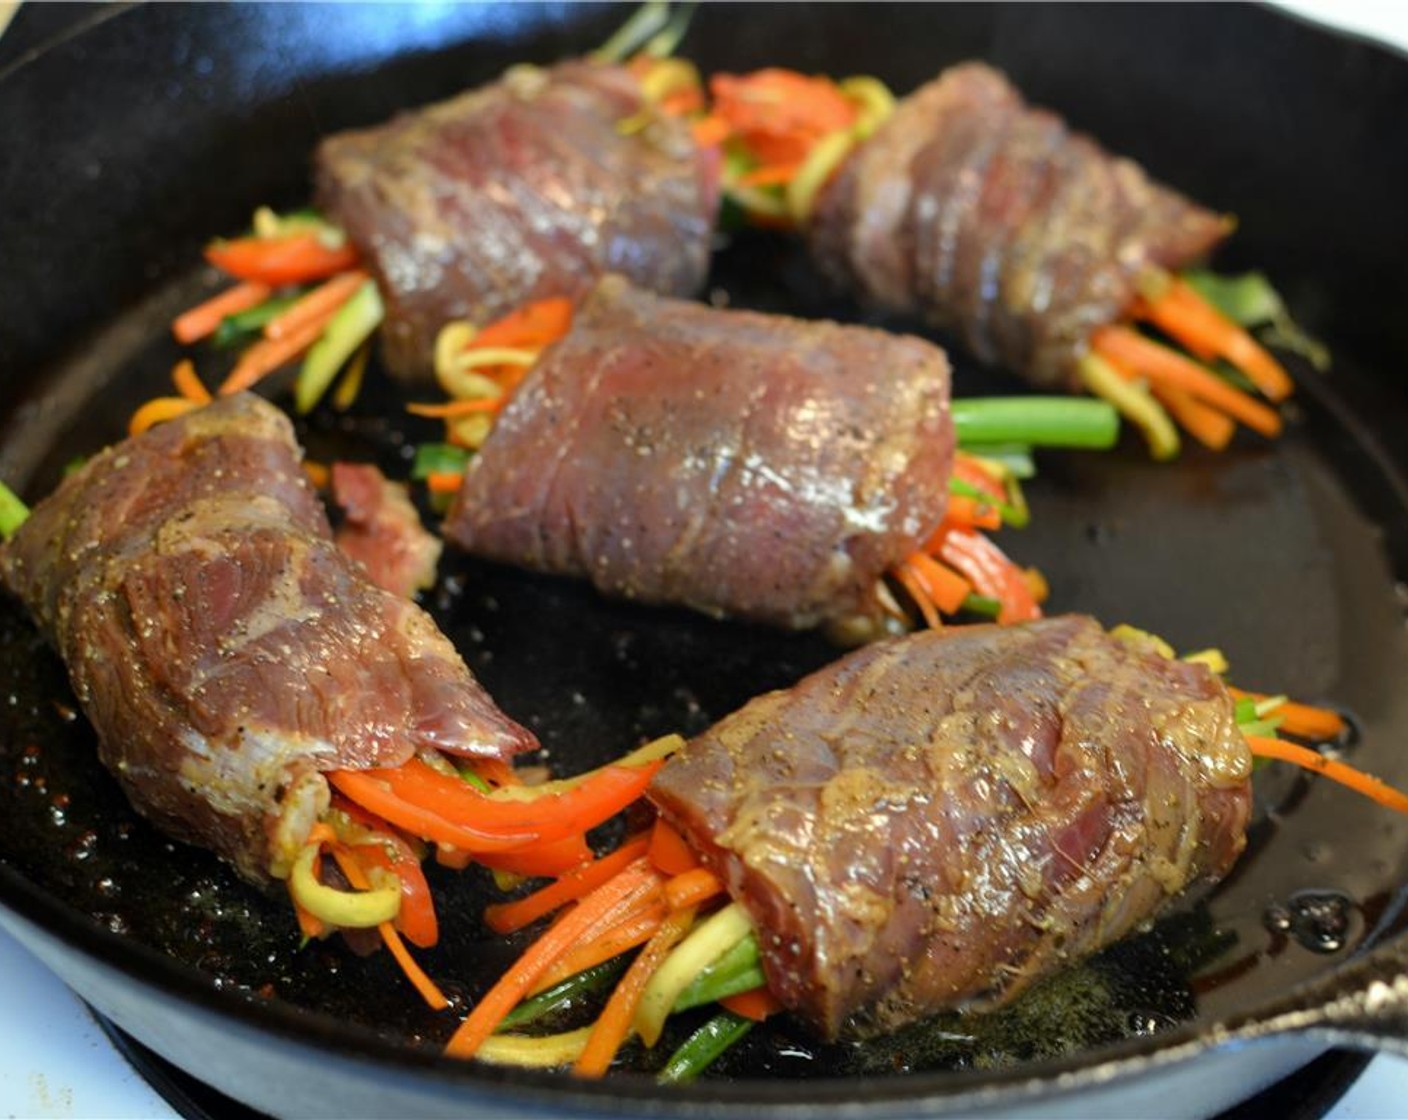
[316,59,717,381]
[442,275,954,632]
[649,615,1253,1039]
[809,62,1230,391]
[0,394,536,886]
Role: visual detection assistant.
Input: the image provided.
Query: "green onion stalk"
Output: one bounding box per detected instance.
[0,481,30,541]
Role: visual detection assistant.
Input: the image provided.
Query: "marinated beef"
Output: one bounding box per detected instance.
[0,395,536,886]
[649,616,1252,1039]
[810,63,1229,390]
[331,461,442,599]
[442,275,954,631]
[316,60,717,381]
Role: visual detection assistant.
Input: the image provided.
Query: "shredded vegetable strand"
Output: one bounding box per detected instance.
[129,397,200,437]
[1245,736,1408,815]
[1078,352,1180,460]
[718,986,782,1022]
[657,1011,753,1084]
[1092,326,1282,438]
[219,314,331,396]
[573,905,699,1077]
[445,858,661,1059]
[1230,689,1346,741]
[265,269,367,341]
[325,843,448,1010]
[663,868,724,911]
[0,480,30,541]
[485,836,652,935]
[171,359,212,404]
[531,904,668,996]
[634,901,755,1048]
[1140,275,1294,401]
[894,561,941,630]
[173,281,272,345]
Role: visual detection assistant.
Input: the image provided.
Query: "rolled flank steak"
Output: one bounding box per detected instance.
[649,615,1252,1039]
[810,62,1229,391]
[0,394,536,886]
[316,59,717,381]
[442,275,954,633]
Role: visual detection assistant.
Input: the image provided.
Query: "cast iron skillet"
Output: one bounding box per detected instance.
[2,3,1408,1116]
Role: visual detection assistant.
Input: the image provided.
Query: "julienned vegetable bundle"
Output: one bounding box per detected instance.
[0,3,1390,1089]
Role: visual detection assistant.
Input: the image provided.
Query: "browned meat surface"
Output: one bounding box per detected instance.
[332,461,442,599]
[649,616,1252,1039]
[810,63,1229,390]
[0,395,536,885]
[443,275,953,631]
[316,60,716,381]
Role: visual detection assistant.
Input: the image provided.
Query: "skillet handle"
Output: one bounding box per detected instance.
[1242,937,1408,1058]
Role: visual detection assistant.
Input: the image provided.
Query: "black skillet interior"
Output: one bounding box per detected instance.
[2,0,1408,1095]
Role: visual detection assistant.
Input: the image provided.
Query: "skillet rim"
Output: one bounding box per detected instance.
[1,0,1407,1111]
[4,849,1403,1114]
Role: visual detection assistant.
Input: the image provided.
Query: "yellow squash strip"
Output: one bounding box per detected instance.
[476,1027,596,1068]
[1183,649,1230,674]
[840,75,896,138]
[786,130,857,224]
[633,902,755,1047]
[1078,352,1180,461]
[288,842,400,929]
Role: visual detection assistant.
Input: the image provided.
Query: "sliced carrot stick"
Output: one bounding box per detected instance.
[445,858,661,1059]
[293,897,328,941]
[1150,384,1235,451]
[691,114,732,147]
[906,551,973,616]
[531,902,669,995]
[264,269,367,341]
[484,836,652,935]
[425,472,464,495]
[171,359,212,404]
[735,163,801,188]
[378,919,450,1011]
[471,296,574,352]
[406,398,503,419]
[664,868,724,912]
[1142,278,1294,402]
[659,87,704,117]
[719,986,782,1022]
[894,561,941,631]
[573,906,698,1077]
[1245,736,1408,816]
[328,844,448,1010]
[648,818,701,877]
[302,460,330,490]
[172,281,272,346]
[1092,326,1281,438]
[129,397,199,437]
[218,314,331,396]
[1230,689,1347,741]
